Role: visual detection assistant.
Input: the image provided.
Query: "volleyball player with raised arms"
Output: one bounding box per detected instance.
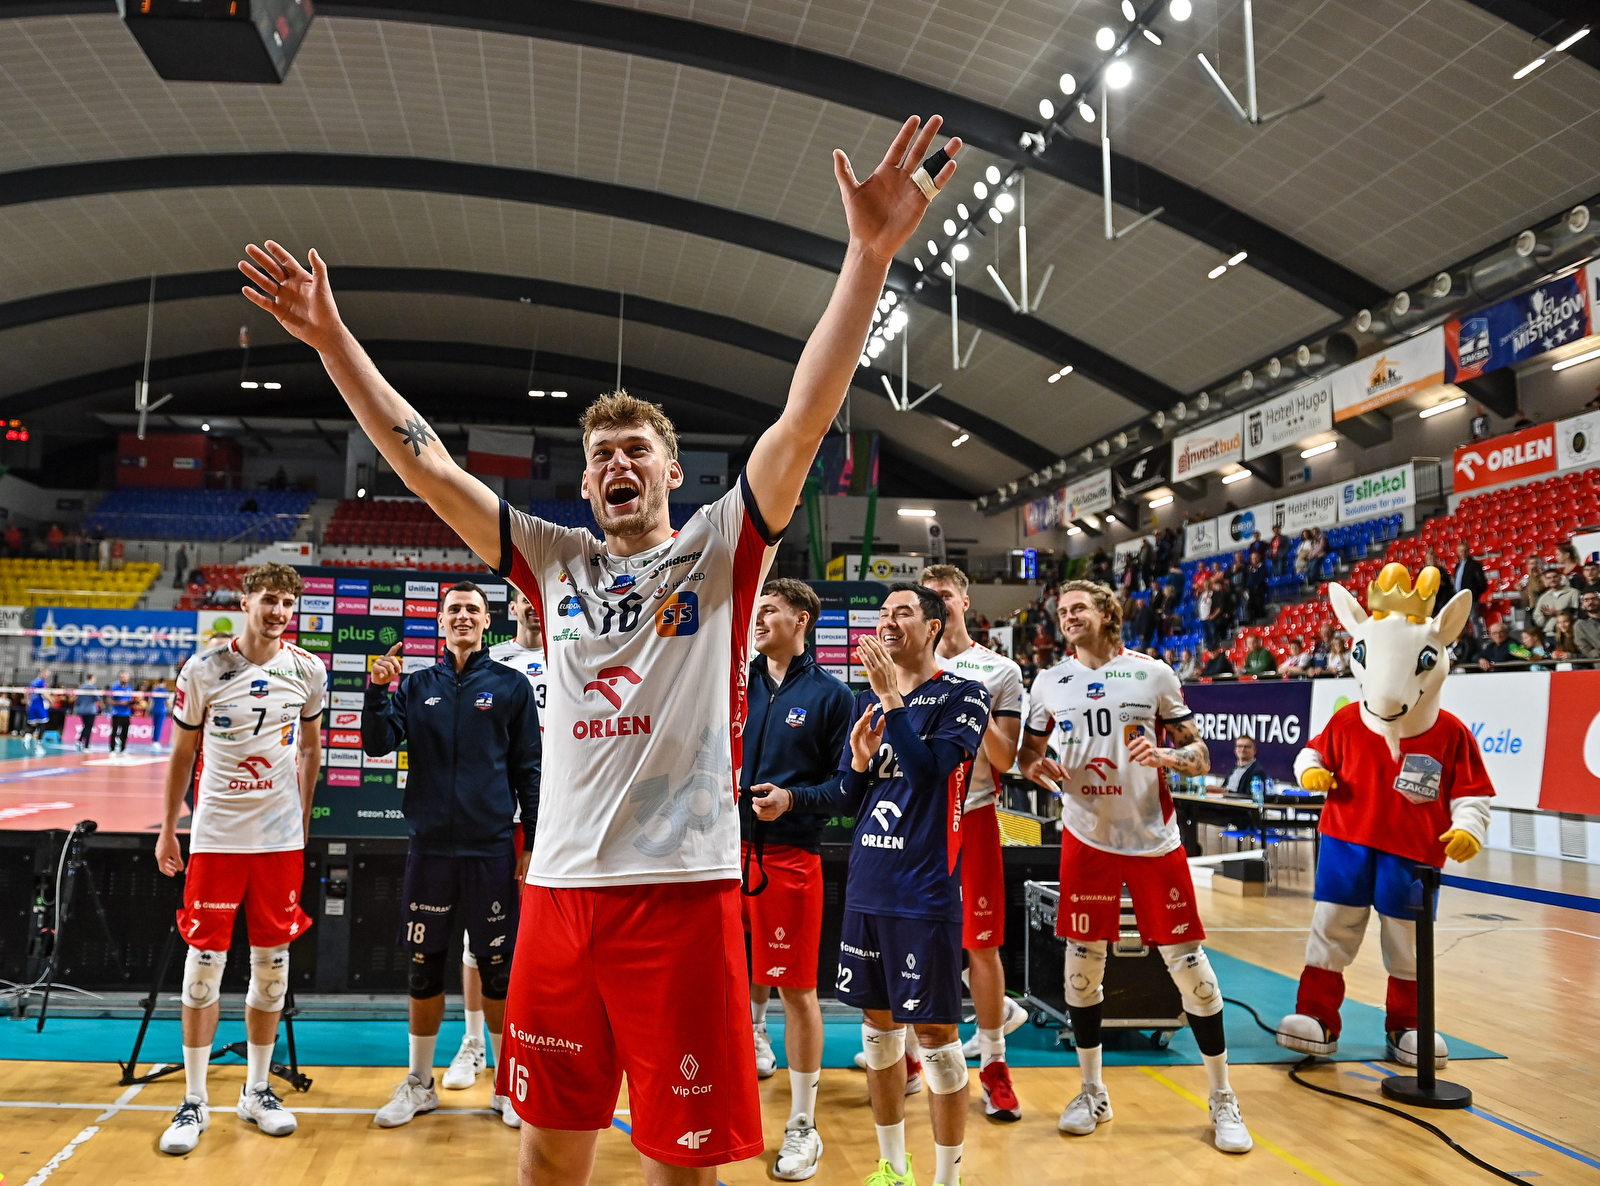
[153,562,325,1154]
[238,114,960,1184]
[837,583,990,1186]
[1018,580,1251,1154]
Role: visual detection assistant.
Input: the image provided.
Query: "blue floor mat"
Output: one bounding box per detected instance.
[0,951,1500,1069]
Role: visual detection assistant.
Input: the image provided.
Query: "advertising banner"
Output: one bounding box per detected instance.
[1172,415,1244,481]
[1224,488,1340,546]
[1338,462,1415,522]
[1451,422,1556,494]
[1184,518,1220,558]
[1554,409,1600,473]
[825,554,926,581]
[1537,669,1600,813]
[1023,495,1053,536]
[1183,680,1313,781]
[1243,378,1335,460]
[1113,448,1170,499]
[32,608,199,667]
[1063,469,1114,521]
[1332,325,1445,421]
[1444,271,1591,383]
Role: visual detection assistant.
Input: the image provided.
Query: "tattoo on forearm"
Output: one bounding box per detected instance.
[1158,719,1210,775]
[393,417,438,456]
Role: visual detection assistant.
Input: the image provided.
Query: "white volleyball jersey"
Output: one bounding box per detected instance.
[497,474,777,887]
[173,638,327,854]
[938,642,1023,811]
[489,638,547,725]
[1024,649,1192,857]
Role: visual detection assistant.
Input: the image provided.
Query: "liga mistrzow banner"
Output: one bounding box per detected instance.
[1171,414,1244,480]
[467,428,533,480]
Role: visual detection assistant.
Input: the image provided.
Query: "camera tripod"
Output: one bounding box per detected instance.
[23,820,129,1032]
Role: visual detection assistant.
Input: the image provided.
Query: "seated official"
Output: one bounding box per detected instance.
[1224,736,1268,800]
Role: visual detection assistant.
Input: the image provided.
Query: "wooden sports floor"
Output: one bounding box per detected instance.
[3,849,1596,1185]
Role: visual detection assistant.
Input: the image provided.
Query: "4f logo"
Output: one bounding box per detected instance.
[870,800,903,831]
[584,665,642,710]
[677,1130,713,1151]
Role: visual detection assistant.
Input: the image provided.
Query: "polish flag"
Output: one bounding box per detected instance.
[467,428,534,480]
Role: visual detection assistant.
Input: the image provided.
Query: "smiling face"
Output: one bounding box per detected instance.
[509,587,542,648]
[438,587,489,650]
[877,589,940,662]
[753,593,808,659]
[580,423,683,539]
[243,585,297,642]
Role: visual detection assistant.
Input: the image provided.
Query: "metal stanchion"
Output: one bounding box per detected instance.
[1380,863,1471,1108]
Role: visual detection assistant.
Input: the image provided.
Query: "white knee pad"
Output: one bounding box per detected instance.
[1160,942,1222,1018]
[920,1040,969,1095]
[462,928,477,970]
[860,1023,906,1070]
[245,944,290,1013]
[1063,940,1108,1009]
[1306,901,1369,971]
[181,946,227,1009]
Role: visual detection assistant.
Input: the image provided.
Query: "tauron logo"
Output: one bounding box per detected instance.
[583,665,642,710]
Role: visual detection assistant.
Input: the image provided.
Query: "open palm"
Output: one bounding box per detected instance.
[239,240,345,353]
[835,115,960,264]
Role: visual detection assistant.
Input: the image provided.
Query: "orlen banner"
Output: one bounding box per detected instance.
[1451,421,1557,494]
[1171,414,1243,480]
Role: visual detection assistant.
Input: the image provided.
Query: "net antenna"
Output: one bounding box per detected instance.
[1196,0,1325,126]
[133,276,174,440]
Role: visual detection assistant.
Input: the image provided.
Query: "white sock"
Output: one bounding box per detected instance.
[1203,1051,1231,1094]
[464,1008,485,1044]
[409,1033,437,1087]
[979,1025,1005,1069]
[934,1142,964,1186]
[183,1044,210,1104]
[246,1041,274,1091]
[751,995,770,1026]
[1078,1044,1103,1089]
[875,1121,907,1175]
[787,1067,820,1126]
[488,1030,502,1069]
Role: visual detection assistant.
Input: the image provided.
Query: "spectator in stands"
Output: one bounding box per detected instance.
[1131,590,1158,650]
[3,524,20,557]
[1422,548,1454,608]
[1031,624,1056,670]
[1512,408,1534,429]
[110,538,125,571]
[173,545,189,589]
[1227,556,1248,612]
[1550,611,1579,660]
[1091,547,1112,584]
[1266,525,1288,575]
[1280,638,1312,678]
[1177,648,1199,682]
[1454,542,1488,635]
[1515,628,1550,671]
[73,676,100,753]
[1243,634,1278,677]
[1245,551,1269,624]
[1212,573,1237,642]
[45,522,64,558]
[0,691,13,735]
[1576,591,1600,659]
[1475,620,1518,672]
[1320,635,1350,678]
[1470,404,1490,441]
[269,465,289,490]
[97,536,111,570]
[1293,529,1318,577]
[1200,648,1235,679]
[1197,577,1217,648]
[1557,543,1581,581]
[240,495,260,513]
[1518,556,1544,612]
[1572,560,1600,600]
[1015,648,1038,689]
[1535,568,1579,638]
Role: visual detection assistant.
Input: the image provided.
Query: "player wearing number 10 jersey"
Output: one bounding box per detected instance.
[1019,581,1251,1155]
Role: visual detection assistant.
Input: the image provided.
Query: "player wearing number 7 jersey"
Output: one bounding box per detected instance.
[1018,581,1251,1155]
[237,113,962,1184]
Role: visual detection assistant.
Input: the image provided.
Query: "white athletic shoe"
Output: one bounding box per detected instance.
[159,1095,210,1154]
[772,1118,823,1181]
[1386,1029,1448,1071]
[375,1074,440,1128]
[1209,1089,1253,1153]
[753,1025,777,1079]
[1275,1013,1337,1056]
[850,1051,923,1095]
[491,1094,523,1129]
[237,1083,298,1136]
[443,1035,486,1090]
[1057,1085,1112,1135]
[960,995,1030,1058]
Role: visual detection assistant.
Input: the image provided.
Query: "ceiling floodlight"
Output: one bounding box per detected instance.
[1170,0,1192,18]
[1512,57,1546,79]
[1059,72,1077,95]
[1067,525,1083,536]
[973,181,988,200]
[1038,98,1055,120]
[940,262,954,277]
[957,203,970,220]
[927,239,939,255]
[995,192,1016,213]
[1095,27,1116,51]
[1078,100,1096,122]
[1208,264,1228,279]
[528,389,545,397]
[952,243,970,261]
[988,207,1003,224]
[1418,396,1467,419]
[1149,495,1174,508]
[951,433,970,448]
[1121,1,1136,21]
[1301,440,1337,459]
[943,219,957,236]
[1106,60,1132,88]
[1552,346,1600,372]
[1554,26,1590,52]
[1227,250,1249,266]
[986,165,1002,185]
[1143,28,1163,44]
[1222,469,1252,485]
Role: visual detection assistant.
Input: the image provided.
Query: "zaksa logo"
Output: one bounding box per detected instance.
[1084,756,1118,779]
[584,665,642,710]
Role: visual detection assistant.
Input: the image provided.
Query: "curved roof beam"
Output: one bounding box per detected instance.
[0,152,1180,416]
[0,265,1056,469]
[0,0,1381,312]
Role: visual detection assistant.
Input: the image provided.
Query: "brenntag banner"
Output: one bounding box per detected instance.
[1062,469,1113,521]
[1171,414,1244,480]
[1338,461,1415,522]
[1243,378,1335,460]
[1332,325,1445,420]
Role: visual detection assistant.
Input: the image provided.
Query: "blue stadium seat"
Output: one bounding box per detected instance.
[82,487,316,542]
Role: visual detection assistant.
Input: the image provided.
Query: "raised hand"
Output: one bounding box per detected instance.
[239,241,346,353]
[369,641,404,688]
[849,704,886,772]
[834,115,961,265]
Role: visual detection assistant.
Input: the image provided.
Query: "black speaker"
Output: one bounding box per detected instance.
[122,0,315,84]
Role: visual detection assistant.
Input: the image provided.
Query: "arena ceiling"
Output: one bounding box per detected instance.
[0,0,1595,496]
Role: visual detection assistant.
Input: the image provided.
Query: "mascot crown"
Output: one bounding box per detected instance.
[1366,562,1439,622]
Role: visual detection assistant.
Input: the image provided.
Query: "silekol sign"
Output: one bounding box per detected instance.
[1338,462,1414,522]
[1452,422,1556,493]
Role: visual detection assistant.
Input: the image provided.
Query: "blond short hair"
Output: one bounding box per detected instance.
[920,564,969,593]
[242,561,304,598]
[1058,579,1122,646]
[580,391,679,460]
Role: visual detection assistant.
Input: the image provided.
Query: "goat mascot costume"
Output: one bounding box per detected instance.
[1277,564,1495,1068]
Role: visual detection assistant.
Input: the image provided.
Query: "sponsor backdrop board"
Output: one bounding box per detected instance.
[1338,462,1415,522]
[1243,378,1335,461]
[1445,268,1591,383]
[1114,447,1170,499]
[1451,421,1556,493]
[1063,469,1113,521]
[1171,415,1244,481]
[1183,681,1313,781]
[32,608,201,667]
[1332,325,1445,421]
